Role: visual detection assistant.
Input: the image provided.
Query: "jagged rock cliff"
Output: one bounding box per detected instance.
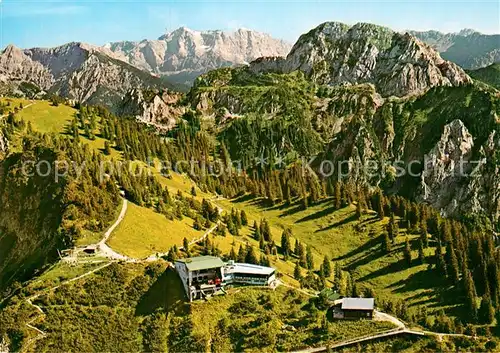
[0,43,168,110]
[119,89,185,131]
[0,45,53,90]
[250,22,472,97]
[417,122,499,220]
[25,43,167,109]
[104,27,291,86]
[410,29,500,69]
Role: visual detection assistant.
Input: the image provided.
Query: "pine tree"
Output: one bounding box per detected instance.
[376,190,385,220]
[260,254,270,267]
[322,255,332,278]
[464,270,478,321]
[435,242,448,277]
[104,140,111,155]
[237,245,245,263]
[281,228,291,259]
[334,182,342,210]
[419,226,429,248]
[418,239,426,264]
[254,224,261,241]
[294,262,302,281]
[299,243,307,268]
[479,295,495,324]
[382,232,391,253]
[306,245,314,270]
[167,246,177,262]
[229,247,237,261]
[240,210,248,226]
[403,238,412,267]
[183,237,190,257]
[193,218,202,230]
[447,244,460,283]
[245,245,258,264]
[387,213,399,241]
[220,142,231,169]
[356,201,362,219]
[190,186,197,196]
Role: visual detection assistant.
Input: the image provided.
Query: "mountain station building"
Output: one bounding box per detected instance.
[175,256,276,301]
[332,297,375,319]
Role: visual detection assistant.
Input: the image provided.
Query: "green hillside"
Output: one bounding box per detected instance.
[467,63,500,90]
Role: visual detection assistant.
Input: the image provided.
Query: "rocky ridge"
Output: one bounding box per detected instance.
[0,43,167,110]
[250,22,472,97]
[410,29,500,69]
[103,27,292,86]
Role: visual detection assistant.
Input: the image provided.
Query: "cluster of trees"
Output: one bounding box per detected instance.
[373,192,500,325]
[70,106,99,141]
[0,130,121,293]
[227,243,270,267]
[49,94,65,107]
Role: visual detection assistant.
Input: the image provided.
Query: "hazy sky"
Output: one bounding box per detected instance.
[2,0,499,48]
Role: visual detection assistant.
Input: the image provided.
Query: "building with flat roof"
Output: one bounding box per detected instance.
[174,256,276,301]
[224,261,276,286]
[332,297,375,319]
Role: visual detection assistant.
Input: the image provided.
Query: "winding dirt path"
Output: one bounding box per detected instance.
[0,101,35,119]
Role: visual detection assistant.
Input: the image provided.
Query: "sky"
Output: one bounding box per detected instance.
[1,0,499,49]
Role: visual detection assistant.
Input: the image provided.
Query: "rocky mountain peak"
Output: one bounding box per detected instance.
[0,44,53,90]
[458,28,478,37]
[2,44,25,60]
[252,21,472,97]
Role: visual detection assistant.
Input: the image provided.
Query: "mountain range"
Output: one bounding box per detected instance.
[410,29,500,69]
[0,42,167,109]
[0,25,498,107]
[103,27,292,86]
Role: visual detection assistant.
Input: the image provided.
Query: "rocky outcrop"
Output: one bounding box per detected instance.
[104,27,291,86]
[410,29,500,69]
[417,121,499,221]
[0,130,8,154]
[250,22,472,97]
[119,89,185,131]
[0,45,53,90]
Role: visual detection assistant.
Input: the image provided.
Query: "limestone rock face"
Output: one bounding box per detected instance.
[0,45,53,90]
[251,22,472,97]
[119,89,185,131]
[104,27,292,86]
[0,43,165,110]
[417,120,499,220]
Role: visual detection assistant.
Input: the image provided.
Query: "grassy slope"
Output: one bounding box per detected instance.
[4,100,121,159]
[107,202,205,258]
[0,97,33,114]
[211,195,457,317]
